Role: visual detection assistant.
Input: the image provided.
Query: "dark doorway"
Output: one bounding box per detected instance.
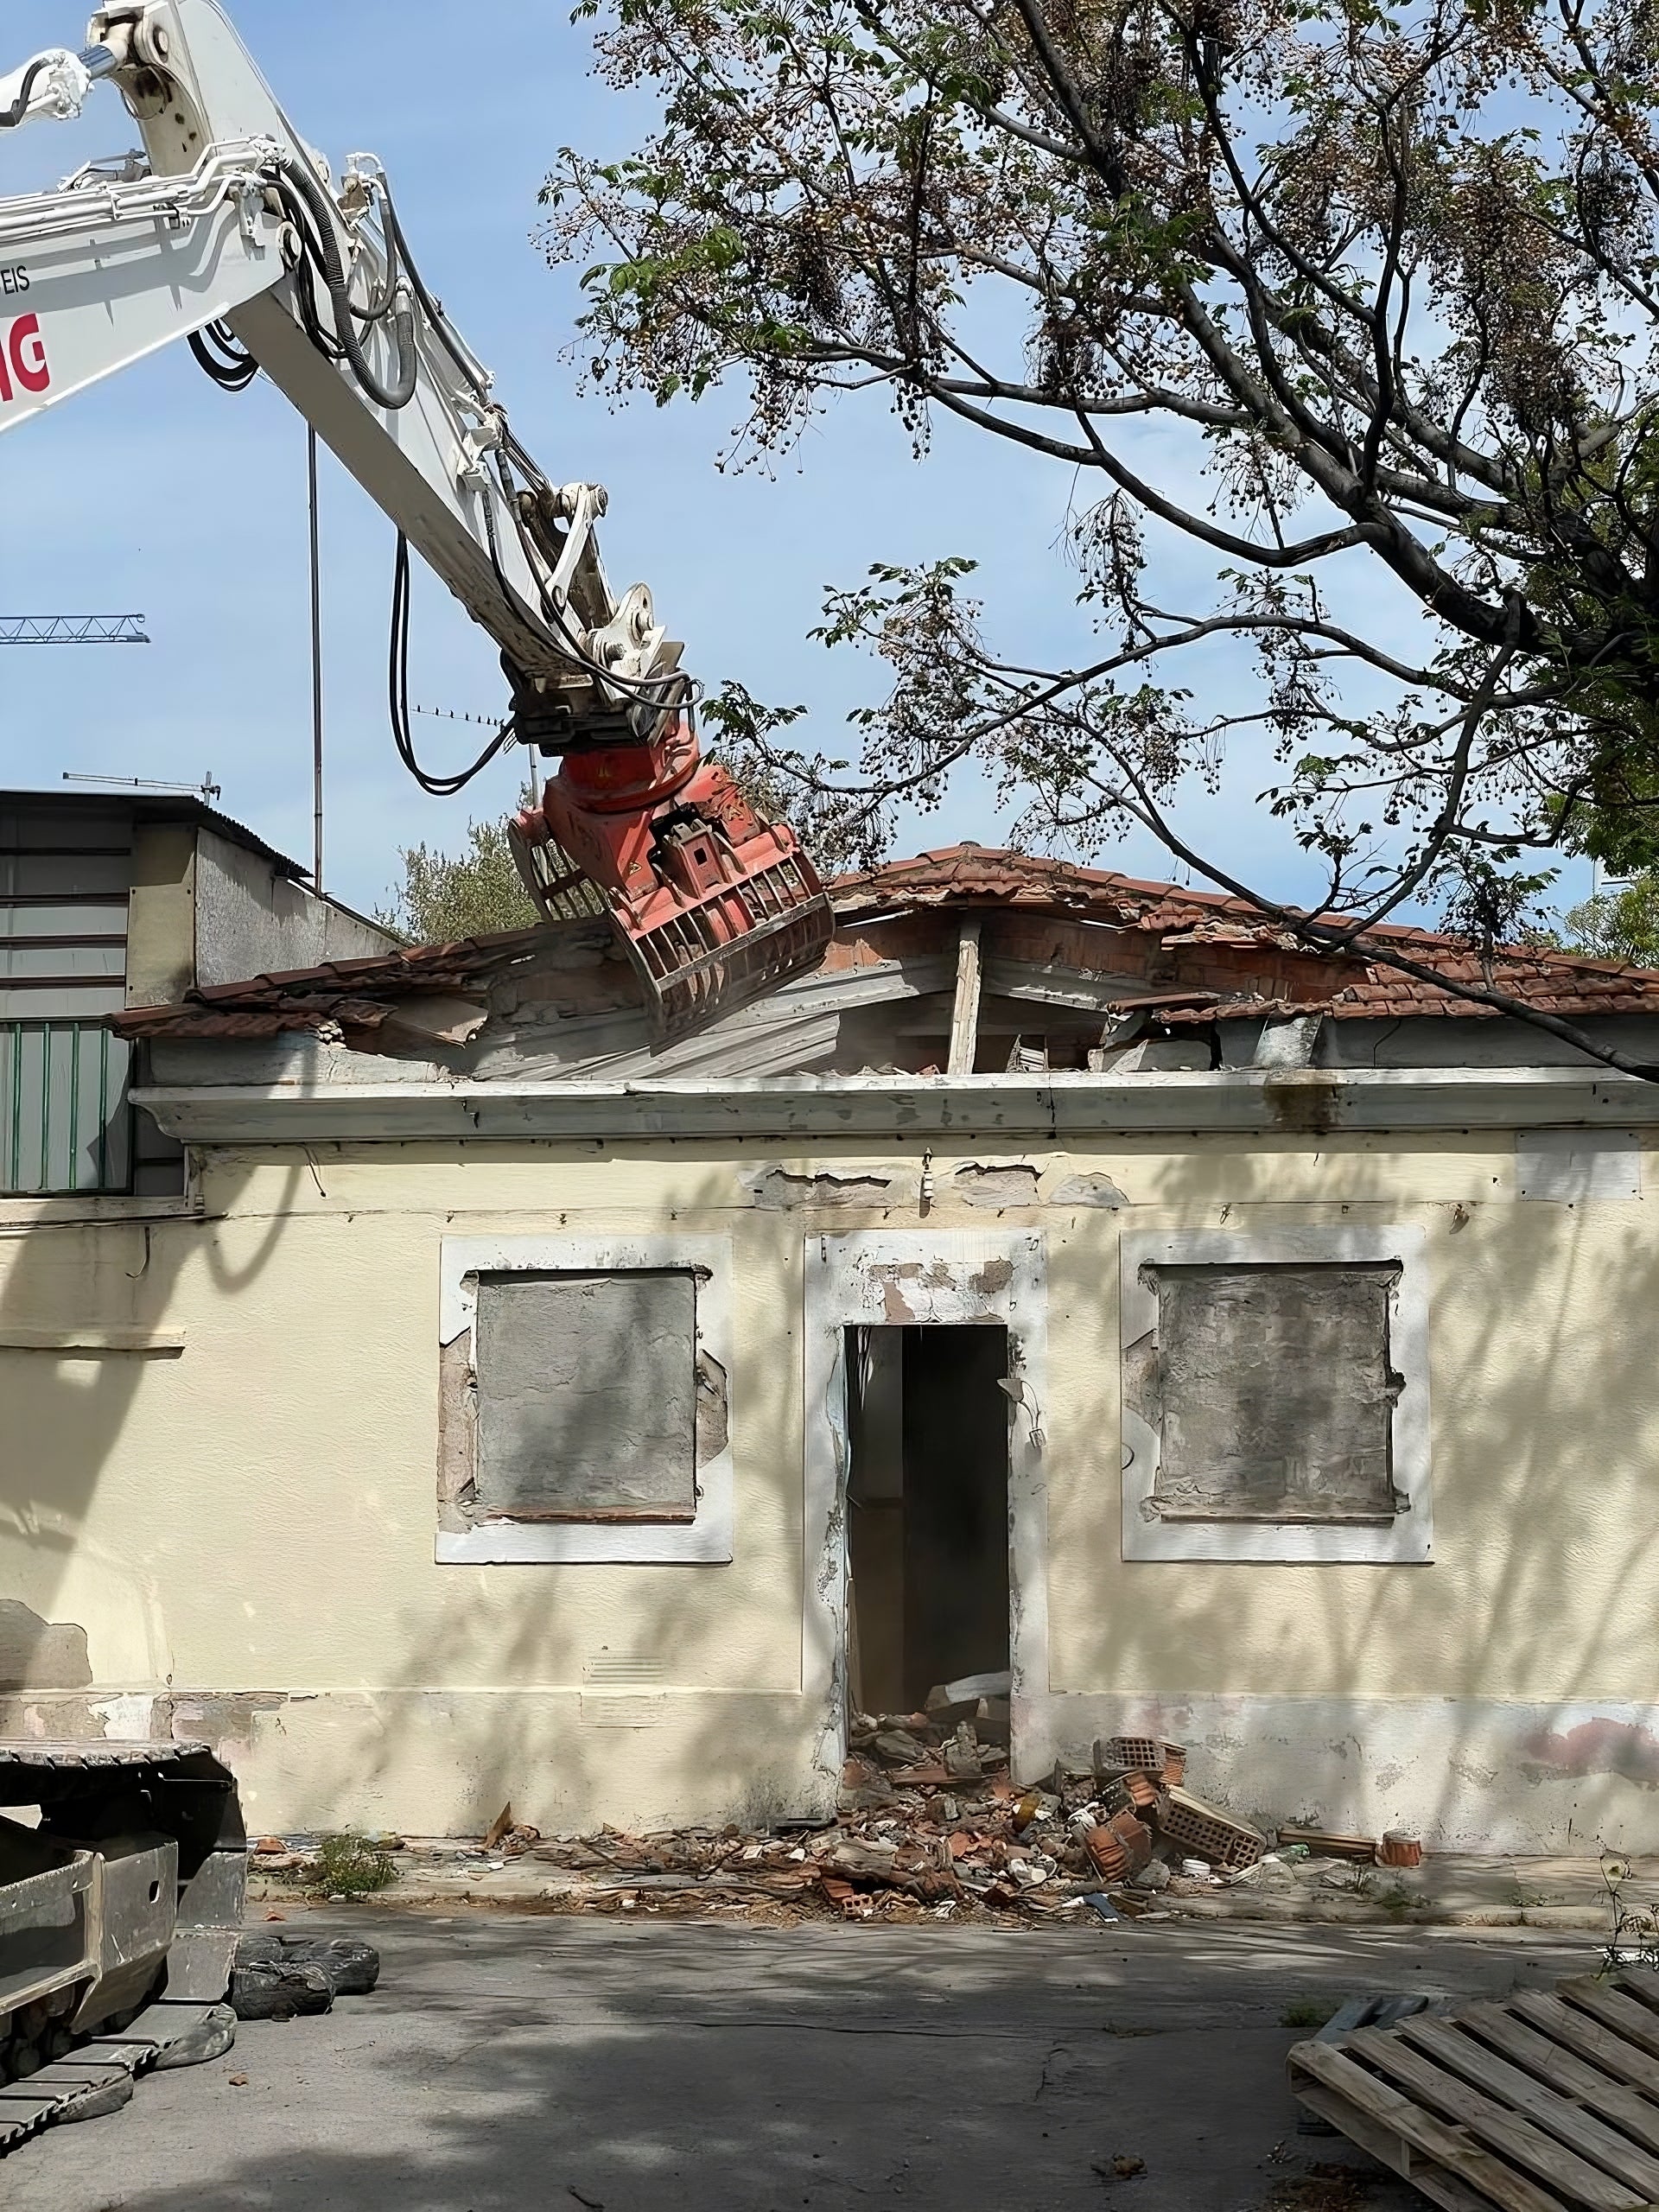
[844,1325,1011,1716]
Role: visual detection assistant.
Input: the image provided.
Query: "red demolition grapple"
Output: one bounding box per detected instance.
[510,717,835,1043]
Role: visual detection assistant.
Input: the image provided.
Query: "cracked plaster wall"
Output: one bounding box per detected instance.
[0,1127,1656,1843]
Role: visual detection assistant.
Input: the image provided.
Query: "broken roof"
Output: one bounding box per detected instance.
[836,847,1659,1020]
[109,842,1659,1044]
[114,926,551,1041]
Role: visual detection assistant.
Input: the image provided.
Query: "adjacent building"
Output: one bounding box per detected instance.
[0,789,392,1198]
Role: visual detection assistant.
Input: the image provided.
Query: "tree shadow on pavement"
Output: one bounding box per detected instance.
[3,1916,1582,2212]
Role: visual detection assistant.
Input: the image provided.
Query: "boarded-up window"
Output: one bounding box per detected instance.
[1145,1262,1402,1522]
[474,1271,699,1522]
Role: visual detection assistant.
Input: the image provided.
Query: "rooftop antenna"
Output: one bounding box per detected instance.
[0,614,149,645]
[413,704,537,803]
[63,771,222,804]
[413,703,506,728]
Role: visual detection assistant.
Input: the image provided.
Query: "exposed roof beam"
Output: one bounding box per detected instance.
[474,954,957,1081]
[982,955,1166,1014]
[948,918,983,1077]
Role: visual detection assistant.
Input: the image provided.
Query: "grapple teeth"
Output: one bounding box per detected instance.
[625,874,836,1040]
[510,742,834,1043]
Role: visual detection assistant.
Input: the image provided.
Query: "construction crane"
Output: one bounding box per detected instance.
[0,613,148,643]
[0,0,832,1042]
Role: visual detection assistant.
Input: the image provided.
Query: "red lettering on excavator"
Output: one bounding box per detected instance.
[0,315,50,405]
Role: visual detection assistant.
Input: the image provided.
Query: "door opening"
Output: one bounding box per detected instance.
[843,1325,1011,1719]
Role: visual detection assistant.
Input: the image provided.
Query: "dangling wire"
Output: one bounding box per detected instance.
[387,533,516,796]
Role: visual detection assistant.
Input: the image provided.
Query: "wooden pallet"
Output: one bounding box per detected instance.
[1298,1993,1433,2134]
[1288,1967,1659,2211]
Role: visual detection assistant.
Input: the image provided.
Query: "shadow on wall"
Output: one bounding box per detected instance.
[317,1152,817,1837]
[11,1117,1659,1851]
[264,1128,1659,1852]
[0,1600,99,1736]
[1041,1133,1659,1852]
[0,1152,296,1729]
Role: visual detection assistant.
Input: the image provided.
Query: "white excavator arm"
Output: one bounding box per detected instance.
[0,1,831,1038]
[0,3,662,727]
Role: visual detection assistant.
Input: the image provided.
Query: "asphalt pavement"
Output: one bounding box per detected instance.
[1,1910,1604,2212]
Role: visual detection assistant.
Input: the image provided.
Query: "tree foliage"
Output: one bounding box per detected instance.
[377,799,539,944]
[545,0,1659,1064]
[1560,873,1659,962]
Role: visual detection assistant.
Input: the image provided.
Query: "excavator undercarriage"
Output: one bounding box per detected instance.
[0,1741,245,2094]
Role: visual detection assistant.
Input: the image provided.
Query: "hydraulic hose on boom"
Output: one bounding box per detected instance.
[0,0,832,1039]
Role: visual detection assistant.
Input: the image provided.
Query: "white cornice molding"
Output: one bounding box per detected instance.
[134,1065,1659,1145]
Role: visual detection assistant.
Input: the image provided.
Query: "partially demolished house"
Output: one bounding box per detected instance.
[5,842,1659,1853]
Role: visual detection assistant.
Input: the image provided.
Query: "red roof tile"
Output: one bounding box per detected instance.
[116,928,551,1040]
[834,848,1659,1021]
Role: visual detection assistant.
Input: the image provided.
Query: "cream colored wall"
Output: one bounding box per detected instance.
[1,1127,1654,1844]
[1042,1130,1658,1705]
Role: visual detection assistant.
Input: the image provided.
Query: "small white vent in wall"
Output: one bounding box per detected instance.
[583,1656,667,1687]
[1516,1130,1643,1203]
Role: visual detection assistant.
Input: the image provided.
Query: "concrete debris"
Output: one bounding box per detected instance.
[1099,1735,1163,1775]
[1158,1784,1268,1873]
[1096,2153,1147,2182]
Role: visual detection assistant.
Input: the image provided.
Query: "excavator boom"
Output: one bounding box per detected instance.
[0,0,830,1038]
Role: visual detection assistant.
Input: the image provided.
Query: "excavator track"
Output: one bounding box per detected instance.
[0,1741,245,2104]
[0,1997,232,2152]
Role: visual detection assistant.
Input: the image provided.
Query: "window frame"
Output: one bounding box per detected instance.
[436,1234,735,1565]
[1119,1224,1432,1565]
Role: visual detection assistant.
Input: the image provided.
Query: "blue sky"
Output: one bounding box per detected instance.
[0,0,1597,922]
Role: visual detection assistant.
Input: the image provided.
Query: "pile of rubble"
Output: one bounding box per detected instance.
[252,1708,1433,1927]
[819,1713,1269,1921]
[497,1702,1273,1925]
